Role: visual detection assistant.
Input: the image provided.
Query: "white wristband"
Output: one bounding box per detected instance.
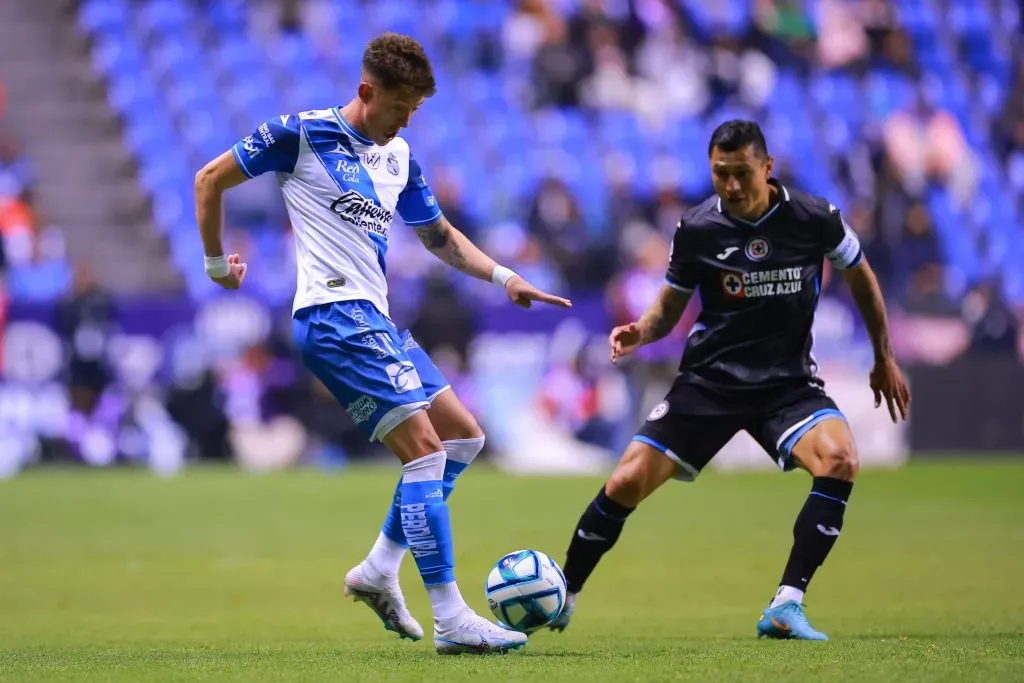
[205,255,229,279]
[491,265,517,288]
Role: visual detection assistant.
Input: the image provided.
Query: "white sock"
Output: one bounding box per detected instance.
[364,532,406,583]
[427,581,471,630]
[770,585,805,608]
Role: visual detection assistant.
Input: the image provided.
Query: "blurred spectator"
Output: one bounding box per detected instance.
[962,281,1020,357]
[432,168,478,241]
[893,201,942,288]
[56,263,117,417]
[997,57,1024,204]
[409,271,477,373]
[531,14,591,108]
[580,24,634,111]
[754,0,816,67]
[165,366,232,462]
[903,263,958,317]
[633,12,710,120]
[815,0,869,70]
[526,177,594,288]
[503,0,554,65]
[0,136,34,198]
[883,89,979,206]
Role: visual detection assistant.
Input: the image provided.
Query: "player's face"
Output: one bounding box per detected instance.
[710,145,773,219]
[361,83,425,145]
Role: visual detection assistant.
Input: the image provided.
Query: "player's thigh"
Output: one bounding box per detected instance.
[750,389,859,479]
[790,418,858,480]
[619,389,743,504]
[292,301,434,451]
[399,330,482,441]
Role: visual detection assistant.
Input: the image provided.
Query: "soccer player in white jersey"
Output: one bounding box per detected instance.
[193,33,570,655]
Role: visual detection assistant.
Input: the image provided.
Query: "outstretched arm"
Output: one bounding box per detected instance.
[414,216,497,282]
[610,284,691,363]
[414,217,571,309]
[843,258,911,422]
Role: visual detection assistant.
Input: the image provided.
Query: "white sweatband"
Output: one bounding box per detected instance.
[205,255,229,278]
[491,265,517,287]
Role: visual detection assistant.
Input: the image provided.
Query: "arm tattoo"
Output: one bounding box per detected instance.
[415,218,469,272]
[415,220,449,250]
[639,288,689,344]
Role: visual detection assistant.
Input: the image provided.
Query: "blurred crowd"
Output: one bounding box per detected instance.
[1,0,1022,473]
[0,89,70,305]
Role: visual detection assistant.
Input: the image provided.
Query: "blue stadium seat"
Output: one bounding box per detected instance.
[79,0,128,36]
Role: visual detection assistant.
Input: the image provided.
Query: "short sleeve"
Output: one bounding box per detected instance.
[230,114,301,178]
[665,218,700,292]
[822,202,863,270]
[396,153,443,226]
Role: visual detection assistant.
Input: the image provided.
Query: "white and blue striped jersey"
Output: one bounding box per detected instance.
[230,108,443,315]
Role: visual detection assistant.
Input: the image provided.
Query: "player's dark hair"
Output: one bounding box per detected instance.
[708,120,768,159]
[362,32,437,97]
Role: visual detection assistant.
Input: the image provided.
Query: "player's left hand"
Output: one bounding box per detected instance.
[211,253,248,290]
[505,275,572,310]
[870,357,910,423]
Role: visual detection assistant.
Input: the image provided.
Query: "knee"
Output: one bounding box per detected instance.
[385,412,445,462]
[605,469,644,507]
[605,456,656,507]
[814,440,859,481]
[446,416,483,441]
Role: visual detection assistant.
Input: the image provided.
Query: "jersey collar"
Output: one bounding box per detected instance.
[333,107,375,147]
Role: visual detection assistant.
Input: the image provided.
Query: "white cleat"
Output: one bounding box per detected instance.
[344,563,424,641]
[434,612,528,655]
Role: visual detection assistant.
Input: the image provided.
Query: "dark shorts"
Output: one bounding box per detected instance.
[634,379,846,481]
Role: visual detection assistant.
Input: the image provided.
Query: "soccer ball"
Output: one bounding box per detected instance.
[485,549,567,633]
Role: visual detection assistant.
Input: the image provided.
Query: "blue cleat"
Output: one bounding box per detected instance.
[757,601,829,641]
[547,592,575,633]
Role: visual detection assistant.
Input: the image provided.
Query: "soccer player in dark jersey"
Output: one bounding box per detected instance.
[548,120,911,640]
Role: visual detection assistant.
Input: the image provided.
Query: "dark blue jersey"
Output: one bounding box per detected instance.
[666,180,863,392]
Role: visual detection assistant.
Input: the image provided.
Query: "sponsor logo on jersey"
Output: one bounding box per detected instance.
[722,267,804,299]
[745,236,771,261]
[329,189,394,237]
[326,277,347,288]
[241,135,261,158]
[363,151,380,169]
[334,158,360,183]
[386,361,423,394]
[257,122,275,147]
[346,395,378,424]
[386,152,400,176]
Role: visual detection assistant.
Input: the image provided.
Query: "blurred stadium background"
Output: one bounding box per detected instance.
[0,0,1022,478]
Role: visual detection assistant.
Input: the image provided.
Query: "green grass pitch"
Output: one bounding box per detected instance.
[1,460,1022,682]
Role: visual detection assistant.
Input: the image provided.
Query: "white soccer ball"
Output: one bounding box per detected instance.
[485,549,567,633]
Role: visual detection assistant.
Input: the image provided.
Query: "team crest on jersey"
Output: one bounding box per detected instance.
[363,152,380,169]
[745,237,771,261]
[386,152,400,176]
[721,272,745,298]
[647,401,669,421]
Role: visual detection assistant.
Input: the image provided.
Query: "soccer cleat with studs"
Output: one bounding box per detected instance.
[344,563,424,641]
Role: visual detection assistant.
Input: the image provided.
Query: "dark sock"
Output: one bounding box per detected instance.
[563,486,635,594]
[779,476,853,592]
